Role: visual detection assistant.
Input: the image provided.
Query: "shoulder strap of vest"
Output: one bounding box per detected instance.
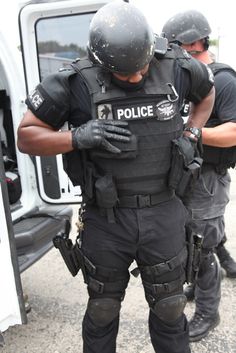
[71,57,93,71]
[71,58,112,94]
[71,58,113,119]
[209,62,236,76]
[71,58,96,95]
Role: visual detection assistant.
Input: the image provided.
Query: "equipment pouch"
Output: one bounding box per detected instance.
[168,136,203,198]
[186,227,203,284]
[95,174,118,209]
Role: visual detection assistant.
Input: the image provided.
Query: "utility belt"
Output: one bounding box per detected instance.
[116,189,174,208]
[83,136,199,220]
[82,163,175,221]
[97,189,174,223]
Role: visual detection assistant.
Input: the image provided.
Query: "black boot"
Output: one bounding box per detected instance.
[216,244,236,278]
[183,284,195,301]
[189,312,220,342]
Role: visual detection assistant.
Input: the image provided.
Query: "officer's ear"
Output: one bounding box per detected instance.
[203,37,210,50]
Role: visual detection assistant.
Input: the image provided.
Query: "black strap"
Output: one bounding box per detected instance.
[82,255,128,293]
[87,276,128,294]
[84,255,128,281]
[143,274,185,295]
[82,252,129,294]
[117,189,174,208]
[134,247,187,278]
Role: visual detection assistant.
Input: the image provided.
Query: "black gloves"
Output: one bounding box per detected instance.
[72,120,131,154]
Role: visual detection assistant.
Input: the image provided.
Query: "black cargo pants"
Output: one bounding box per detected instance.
[183,166,230,316]
[81,196,190,353]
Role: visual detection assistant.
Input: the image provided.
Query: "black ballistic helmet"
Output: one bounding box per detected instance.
[162,10,211,45]
[88,0,155,74]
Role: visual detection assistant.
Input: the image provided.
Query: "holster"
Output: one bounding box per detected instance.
[53,233,81,277]
[168,136,203,198]
[185,226,203,284]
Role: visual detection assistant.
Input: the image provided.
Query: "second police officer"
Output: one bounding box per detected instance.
[163,10,236,342]
[17,2,215,353]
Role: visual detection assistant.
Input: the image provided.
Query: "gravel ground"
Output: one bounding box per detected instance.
[1,170,236,353]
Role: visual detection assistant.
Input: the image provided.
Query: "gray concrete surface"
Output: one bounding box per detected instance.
[2,170,236,353]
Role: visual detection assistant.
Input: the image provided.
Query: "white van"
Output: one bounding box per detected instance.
[0,0,111,341]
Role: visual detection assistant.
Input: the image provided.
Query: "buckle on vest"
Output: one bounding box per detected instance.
[136,195,151,207]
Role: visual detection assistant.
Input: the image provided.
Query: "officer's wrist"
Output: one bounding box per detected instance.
[183,130,198,142]
[184,127,202,140]
[71,128,80,149]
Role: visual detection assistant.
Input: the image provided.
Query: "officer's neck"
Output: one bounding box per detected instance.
[191,50,214,65]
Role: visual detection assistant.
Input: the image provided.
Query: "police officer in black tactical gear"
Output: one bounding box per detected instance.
[163,9,236,342]
[17,2,215,353]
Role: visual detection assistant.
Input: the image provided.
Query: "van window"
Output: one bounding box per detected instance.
[35,13,94,80]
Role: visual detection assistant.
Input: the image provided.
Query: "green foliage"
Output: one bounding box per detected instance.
[37,41,87,58]
[209,38,219,47]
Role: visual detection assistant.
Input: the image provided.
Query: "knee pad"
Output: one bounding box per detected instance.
[87,298,121,327]
[152,294,187,324]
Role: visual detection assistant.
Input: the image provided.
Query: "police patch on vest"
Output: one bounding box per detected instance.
[98,101,176,121]
[28,89,44,110]
[155,100,176,121]
[97,104,113,120]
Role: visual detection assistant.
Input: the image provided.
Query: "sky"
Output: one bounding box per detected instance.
[1,0,236,68]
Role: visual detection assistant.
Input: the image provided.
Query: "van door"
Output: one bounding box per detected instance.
[19,0,110,204]
[0,142,26,335]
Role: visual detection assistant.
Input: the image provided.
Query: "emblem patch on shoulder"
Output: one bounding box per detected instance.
[205,65,215,84]
[28,89,44,110]
[97,104,113,120]
[155,100,175,121]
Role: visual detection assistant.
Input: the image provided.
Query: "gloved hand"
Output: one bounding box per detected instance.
[72,120,131,154]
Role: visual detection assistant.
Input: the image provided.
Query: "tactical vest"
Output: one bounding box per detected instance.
[203,62,236,169]
[71,54,184,208]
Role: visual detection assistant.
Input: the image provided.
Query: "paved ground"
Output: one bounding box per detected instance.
[2,170,236,353]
